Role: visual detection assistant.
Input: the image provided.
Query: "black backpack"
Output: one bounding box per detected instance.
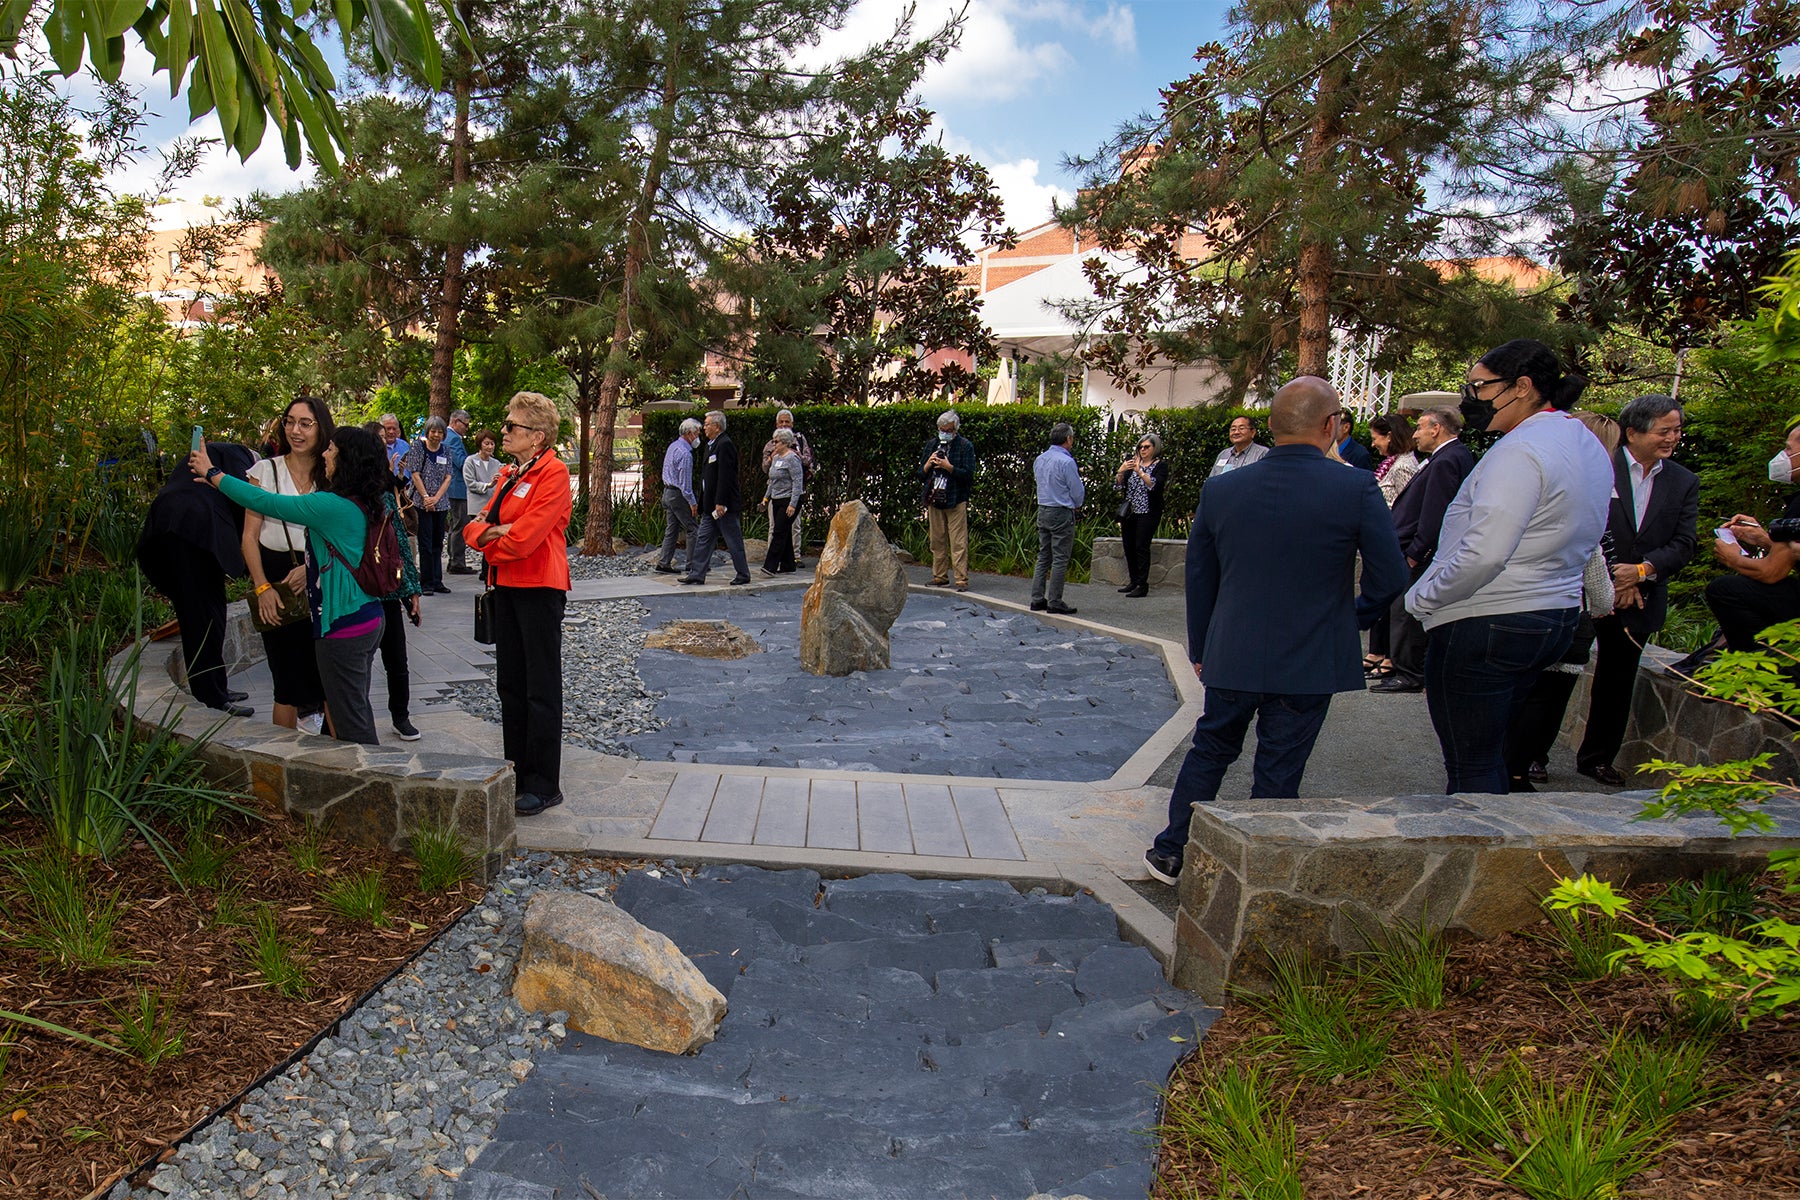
[322,502,404,600]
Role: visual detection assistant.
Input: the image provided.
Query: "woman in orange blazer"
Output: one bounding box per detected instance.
[464,391,572,816]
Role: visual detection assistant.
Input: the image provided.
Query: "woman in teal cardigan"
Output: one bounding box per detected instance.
[190,427,391,745]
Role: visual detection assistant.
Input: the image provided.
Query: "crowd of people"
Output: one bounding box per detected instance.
[141,360,1794,847]
[1143,337,1727,885]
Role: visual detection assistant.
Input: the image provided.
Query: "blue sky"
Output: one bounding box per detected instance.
[95,0,1231,234]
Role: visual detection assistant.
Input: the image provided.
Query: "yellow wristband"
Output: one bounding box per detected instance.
[254,582,273,596]
[1637,563,1651,581]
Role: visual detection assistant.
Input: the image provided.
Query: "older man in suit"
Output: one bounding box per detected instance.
[1372,406,1477,694]
[1144,378,1411,884]
[1575,394,1698,785]
[680,410,752,586]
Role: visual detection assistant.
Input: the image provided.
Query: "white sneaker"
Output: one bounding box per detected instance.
[298,712,325,736]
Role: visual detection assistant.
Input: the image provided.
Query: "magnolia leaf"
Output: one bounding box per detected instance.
[195,0,239,146]
[44,0,84,74]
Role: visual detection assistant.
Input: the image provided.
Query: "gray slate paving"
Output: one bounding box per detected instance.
[462,865,1217,1199]
[623,592,1179,781]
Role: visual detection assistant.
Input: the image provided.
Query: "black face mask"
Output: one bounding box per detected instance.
[1458,377,1520,433]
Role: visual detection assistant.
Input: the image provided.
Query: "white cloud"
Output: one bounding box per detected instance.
[987,157,1072,231]
[105,129,315,210]
[807,0,1136,104]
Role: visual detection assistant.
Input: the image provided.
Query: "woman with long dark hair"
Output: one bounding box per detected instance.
[1404,339,1614,793]
[243,395,333,732]
[191,427,391,745]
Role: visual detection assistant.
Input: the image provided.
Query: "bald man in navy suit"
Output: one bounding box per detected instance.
[1145,378,1410,885]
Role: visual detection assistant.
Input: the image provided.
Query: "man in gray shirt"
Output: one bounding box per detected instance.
[1031,422,1085,614]
[1208,416,1270,478]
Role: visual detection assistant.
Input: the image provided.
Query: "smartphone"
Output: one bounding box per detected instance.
[190,425,204,454]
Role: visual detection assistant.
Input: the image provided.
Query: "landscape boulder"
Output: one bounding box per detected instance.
[514,892,726,1054]
[799,500,908,675]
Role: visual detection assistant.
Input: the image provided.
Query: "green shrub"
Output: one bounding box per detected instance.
[4,851,140,973]
[409,823,473,894]
[1244,951,1391,1081]
[1159,1060,1304,1200]
[104,983,189,1068]
[321,868,392,927]
[0,615,250,866]
[244,905,312,997]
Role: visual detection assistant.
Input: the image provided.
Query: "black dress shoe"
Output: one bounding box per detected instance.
[1029,600,1048,611]
[1578,762,1628,787]
[448,565,479,575]
[433,584,453,595]
[1527,760,1549,783]
[514,791,565,816]
[1117,585,1135,593]
[679,577,704,585]
[1368,675,1423,694]
[1046,602,1078,615]
[729,576,752,586]
[1125,586,1148,598]
[654,563,680,574]
[215,702,254,718]
[227,689,249,702]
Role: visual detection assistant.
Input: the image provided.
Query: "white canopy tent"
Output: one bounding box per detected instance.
[973,251,1231,414]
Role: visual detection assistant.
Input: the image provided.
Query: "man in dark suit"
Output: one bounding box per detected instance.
[681,409,752,586]
[1575,394,1698,784]
[1144,378,1410,884]
[1372,406,1477,693]
[1336,408,1375,470]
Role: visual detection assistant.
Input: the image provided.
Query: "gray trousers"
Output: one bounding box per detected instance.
[687,509,750,582]
[658,489,698,568]
[314,617,384,746]
[447,497,469,568]
[1032,504,1077,605]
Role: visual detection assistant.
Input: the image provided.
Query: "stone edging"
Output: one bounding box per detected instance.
[119,612,517,879]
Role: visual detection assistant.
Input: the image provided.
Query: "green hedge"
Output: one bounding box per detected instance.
[640,402,1393,548]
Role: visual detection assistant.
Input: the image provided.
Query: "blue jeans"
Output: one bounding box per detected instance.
[1151,687,1333,861]
[1032,505,1076,605]
[1424,608,1578,794]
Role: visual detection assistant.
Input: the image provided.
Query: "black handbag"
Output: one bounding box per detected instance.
[473,585,495,645]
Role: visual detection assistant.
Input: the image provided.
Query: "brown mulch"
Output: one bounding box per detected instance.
[0,802,480,1200]
[1154,884,1800,1200]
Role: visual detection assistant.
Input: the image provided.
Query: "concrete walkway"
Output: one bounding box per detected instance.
[220,552,1617,964]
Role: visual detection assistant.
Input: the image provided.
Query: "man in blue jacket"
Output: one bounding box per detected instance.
[1145,377,1410,885]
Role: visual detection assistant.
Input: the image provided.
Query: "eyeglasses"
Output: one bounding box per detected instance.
[501,420,538,435]
[1460,376,1514,404]
[283,417,316,429]
[1137,442,1155,450]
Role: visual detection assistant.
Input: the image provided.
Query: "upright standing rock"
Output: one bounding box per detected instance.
[800,500,908,675]
[515,892,726,1054]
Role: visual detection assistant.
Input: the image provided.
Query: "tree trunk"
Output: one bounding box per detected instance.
[427,56,471,421]
[580,34,683,556]
[1294,0,1348,380]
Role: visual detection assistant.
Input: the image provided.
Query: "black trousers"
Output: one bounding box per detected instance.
[1576,615,1644,770]
[765,498,798,572]
[417,509,446,591]
[1505,668,1580,784]
[494,587,566,799]
[379,597,411,722]
[1120,513,1156,589]
[158,539,232,709]
[1707,572,1800,652]
[1388,561,1430,680]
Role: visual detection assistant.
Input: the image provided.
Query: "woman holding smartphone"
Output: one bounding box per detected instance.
[191,427,391,745]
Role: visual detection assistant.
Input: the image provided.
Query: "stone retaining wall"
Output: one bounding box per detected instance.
[1090,536,1185,588]
[123,614,516,880]
[1170,791,1800,1001]
[1559,646,1800,783]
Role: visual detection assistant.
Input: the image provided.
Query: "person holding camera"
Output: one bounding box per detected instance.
[1699,418,1800,655]
[921,410,977,591]
[1114,432,1168,598]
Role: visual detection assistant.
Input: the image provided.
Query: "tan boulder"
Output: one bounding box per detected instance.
[799,500,908,675]
[514,892,726,1054]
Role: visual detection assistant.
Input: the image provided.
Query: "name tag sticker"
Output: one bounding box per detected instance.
[514,483,531,497]
[708,454,718,464]
[435,455,447,465]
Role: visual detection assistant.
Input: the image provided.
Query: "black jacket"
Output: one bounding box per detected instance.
[1390,438,1475,565]
[1605,448,1699,637]
[699,432,742,516]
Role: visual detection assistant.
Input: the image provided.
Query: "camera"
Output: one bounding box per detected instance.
[1768,518,1800,542]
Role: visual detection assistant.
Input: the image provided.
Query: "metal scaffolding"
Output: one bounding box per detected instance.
[1329,330,1393,419]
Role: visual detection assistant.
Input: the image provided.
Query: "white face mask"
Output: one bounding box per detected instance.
[1772,451,1794,485]
[938,430,953,443]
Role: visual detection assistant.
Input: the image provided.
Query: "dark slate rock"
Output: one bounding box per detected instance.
[742,896,897,945]
[1074,944,1175,1000]
[797,931,989,982]
[990,938,1112,970]
[726,963,931,1024]
[929,893,1119,942]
